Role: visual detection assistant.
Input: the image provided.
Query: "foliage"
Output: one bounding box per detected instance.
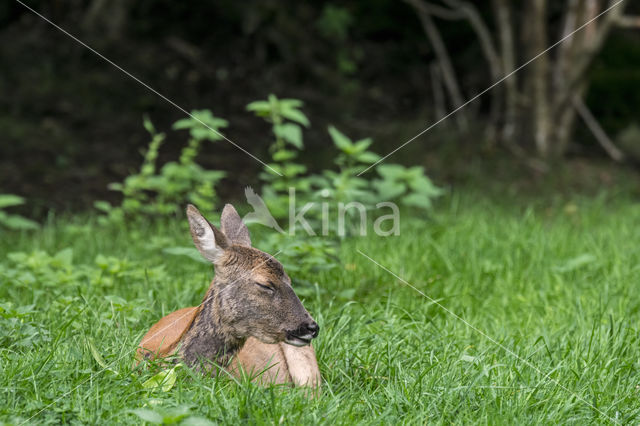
[0,194,39,231]
[320,126,442,208]
[246,95,337,272]
[246,94,312,218]
[128,405,215,425]
[316,4,358,75]
[0,302,50,350]
[94,96,440,273]
[95,114,226,223]
[142,364,182,392]
[374,164,443,210]
[317,5,353,42]
[245,94,441,271]
[247,94,442,234]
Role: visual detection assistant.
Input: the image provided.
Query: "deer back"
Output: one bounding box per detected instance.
[136,306,201,361]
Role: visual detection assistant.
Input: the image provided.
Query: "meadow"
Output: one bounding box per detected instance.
[1,191,639,424]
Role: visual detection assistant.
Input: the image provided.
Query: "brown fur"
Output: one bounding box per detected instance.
[135,204,322,388]
[136,306,200,360]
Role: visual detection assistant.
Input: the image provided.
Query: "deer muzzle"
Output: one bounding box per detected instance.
[285,321,319,347]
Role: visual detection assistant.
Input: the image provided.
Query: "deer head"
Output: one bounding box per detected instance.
[186,204,319,348]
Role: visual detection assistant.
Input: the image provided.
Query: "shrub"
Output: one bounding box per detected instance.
[247,94,443,236]
[96,96,442,274]
[95,114,226,223]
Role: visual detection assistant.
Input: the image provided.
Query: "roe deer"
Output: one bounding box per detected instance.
[136,204,322,388]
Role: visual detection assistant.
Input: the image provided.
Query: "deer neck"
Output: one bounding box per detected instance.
[179,280,245,370]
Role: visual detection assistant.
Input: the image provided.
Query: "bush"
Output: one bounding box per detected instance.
[96,95,442,273]
[95,114,226,223]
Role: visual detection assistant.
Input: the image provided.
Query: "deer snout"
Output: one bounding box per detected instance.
[305,321,319,338]
[284,320,320,347]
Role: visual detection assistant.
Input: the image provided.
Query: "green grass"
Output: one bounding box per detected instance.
[1,192,640,424]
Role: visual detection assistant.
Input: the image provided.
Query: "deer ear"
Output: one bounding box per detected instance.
[186,204,229,264]
[220,204,252,247]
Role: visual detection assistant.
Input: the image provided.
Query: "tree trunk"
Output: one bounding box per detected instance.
[405,0,469,130]
[493,0,517,142]
[529,0,552,157]
[408,0,631,161]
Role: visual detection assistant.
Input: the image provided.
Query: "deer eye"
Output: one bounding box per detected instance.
[255,282,274,292]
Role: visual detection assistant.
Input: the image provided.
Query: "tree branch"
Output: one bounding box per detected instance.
[442,0,501,80]
[568,0,627,94]
[404,0,468,129]
[417,2,465,20]
[573,96,625,162]
[553,0,628,119]
[492,0,517,141]
[554,0,581,93]
[615,15,640,28]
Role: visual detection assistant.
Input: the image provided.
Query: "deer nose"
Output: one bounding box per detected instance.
[305,321,319,338]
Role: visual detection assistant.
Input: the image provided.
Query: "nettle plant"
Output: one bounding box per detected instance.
[243,94,442,272]
[246,95,312,219]
[247,94,442,237]
[96,95,441,272]
[95,113,226,223]
[323,126,443,210]
[245,95,338,272]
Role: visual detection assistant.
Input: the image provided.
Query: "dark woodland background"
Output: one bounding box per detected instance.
[2,0,640,216]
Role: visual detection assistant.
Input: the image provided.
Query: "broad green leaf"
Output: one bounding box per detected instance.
[376,164,407,180]
[328,126,352,151]
[172,110,228,141]
[274,123,303,149]
[129,408,164,424]
[352,138,373,153]
[191,127,220,141]
[161,406,192,424]
[93,200,112,213]
[181,417,217,426]
[373,180,406,199]
[401,193,433,209]
[0,194,25,209]
[408,175,444,198]
[143,115,156,135]
[54,248,74,266]
[283,163,307,177]
[142,365,180,392]
[246,100,270,113]
[281,107,310,127]
[402,165,425,179]
[1,215,40,230]
[279,98,304,109]
[107,182,123,192]
[261,163,283,177]
[356,151,381,164]
[272,149,297,162]
[171,118,192,129]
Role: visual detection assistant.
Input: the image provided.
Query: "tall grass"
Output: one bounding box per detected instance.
[1,192,639,424]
